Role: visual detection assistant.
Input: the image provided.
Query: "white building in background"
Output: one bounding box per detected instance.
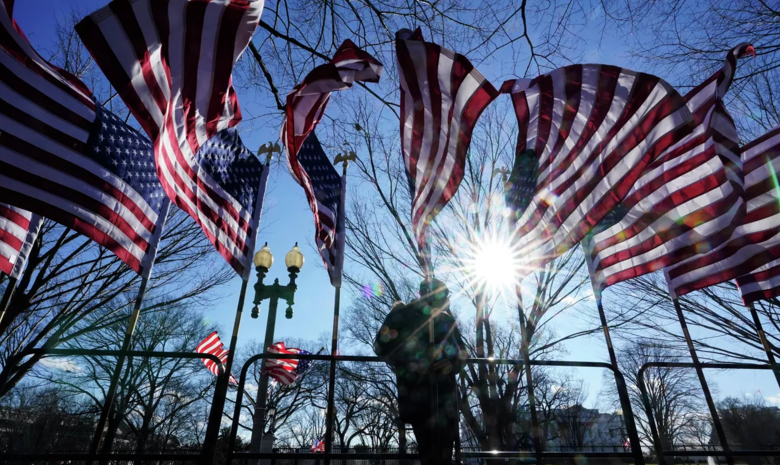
[459,405,629,452]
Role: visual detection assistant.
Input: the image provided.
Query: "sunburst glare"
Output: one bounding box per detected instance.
[463,232,523,295]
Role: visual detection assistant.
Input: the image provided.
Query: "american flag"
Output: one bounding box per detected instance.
[0,2,168,277]
[500,64,693,276]
[282,40,381,285]
[195,332,237,385]
[77,0,268,280]
[397,28,498,267]
[589,44,755,293]
[263,342,312,386]
[291,133,344,286]
[665,125,780,302]
[0,204,42,279]
[505,148,541,220]
[281,38,382,173]
[311,438,325,453]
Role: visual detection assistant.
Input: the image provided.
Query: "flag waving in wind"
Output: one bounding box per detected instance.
[0,204,42,279]
[589,44,754,293]
[77,0,268,279]
[0,1,168,277]
[264,342,313,386]
[665,124,780,302]
[501,64,693,276]
[282,39,382,286]
[397,28,498,269]
[282,38,382,166]
[291,133,345,287]
[196,332,237,385]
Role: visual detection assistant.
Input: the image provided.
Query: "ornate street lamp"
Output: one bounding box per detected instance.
[251,243,304,319]
[248,243,304,460]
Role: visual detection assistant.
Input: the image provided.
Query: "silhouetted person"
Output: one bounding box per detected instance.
[374,279,466,464]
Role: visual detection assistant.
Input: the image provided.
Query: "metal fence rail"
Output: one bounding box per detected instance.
[227,353,639,465]
[0,347,228,465]
[5,350,780,464]
[637,361,780,465]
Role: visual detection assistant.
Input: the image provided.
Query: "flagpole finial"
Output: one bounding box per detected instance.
[257,141,282,165]
[334,141,358,174]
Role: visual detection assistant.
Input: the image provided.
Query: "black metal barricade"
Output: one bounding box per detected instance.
[0,347,227,464]
[637,361,780,465]
[7,350,778,464]
[227,353,642,465]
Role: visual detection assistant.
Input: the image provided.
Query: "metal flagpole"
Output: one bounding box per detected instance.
[582,236,644,464]
[594,296,644,465]
[671,297,734,465]
[88,199,171,462]
[203,150,273,464]
[323,285,341,460]
[0,277,18,327]
[0,214,43,329]
[202,279,250,462]
[746,302,780,389]
[325,150,353,462]
[515,285,543,465]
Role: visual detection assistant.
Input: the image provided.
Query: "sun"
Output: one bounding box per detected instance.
[464,232,523,295]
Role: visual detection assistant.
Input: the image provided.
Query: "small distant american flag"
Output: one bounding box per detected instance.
[311,439,325,453]
[77,0,267,280]
[196,332,237,385]
[293,133,344,286]
[0,2,168,277]
[264,342,312,386]
[0,204,42,279]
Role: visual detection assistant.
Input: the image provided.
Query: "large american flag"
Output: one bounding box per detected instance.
[292,133,344,287]
[588,44,755,292]
[263,342,312,386]
[500,64,693,276]
[397,28,498,267]
[0,2,168,277]
[0,204,42,279]
[665,125,780,303]
[196,331,237,385]
[77,0,268,280]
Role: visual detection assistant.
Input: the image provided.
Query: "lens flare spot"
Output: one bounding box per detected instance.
[362,282,384,298]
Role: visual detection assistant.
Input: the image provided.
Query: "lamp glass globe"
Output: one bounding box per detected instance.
[285,243,305,270]
[253,243,273,269]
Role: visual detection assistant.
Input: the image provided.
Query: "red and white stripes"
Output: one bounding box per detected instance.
[397,28,499,262]
[281,40,382,286]
[588,44,755,293]
[0,204,42,279]
[196,331,237,384]
[0,0,166,276]
[501,64,693,275]
[77,0,266,279]
[665,125,780,302]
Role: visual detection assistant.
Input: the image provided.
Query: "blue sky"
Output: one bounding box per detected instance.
[13,0,780,411]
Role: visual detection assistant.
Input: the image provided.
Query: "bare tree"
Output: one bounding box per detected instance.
[603,341,703,452]
[552,380,599,450]
[716,395,780,459]
[604,275,780,365]
[599,0,780,137]
[41,304,216,454]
